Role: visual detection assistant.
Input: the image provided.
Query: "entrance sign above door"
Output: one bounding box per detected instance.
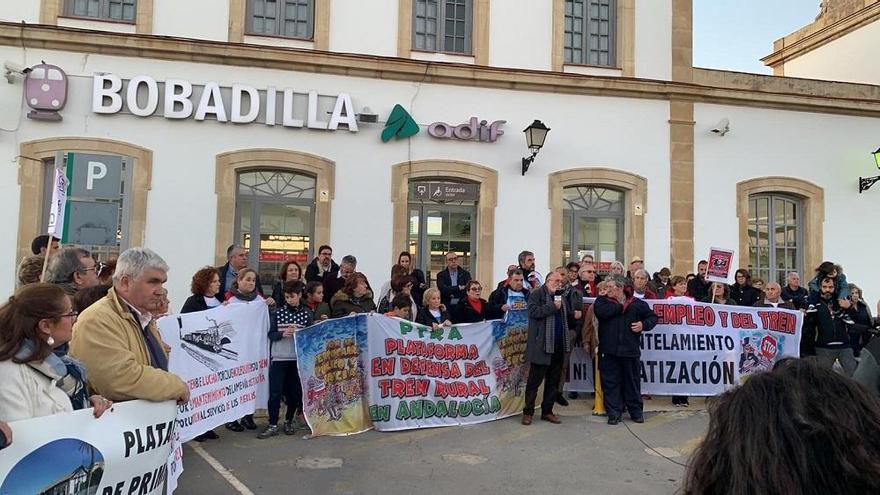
[412,182,479,201]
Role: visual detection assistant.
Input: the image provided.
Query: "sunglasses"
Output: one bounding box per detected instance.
[469,287,482,292]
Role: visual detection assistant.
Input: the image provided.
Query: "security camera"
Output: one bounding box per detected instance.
[710,118,730,136]
[357,106,379,124]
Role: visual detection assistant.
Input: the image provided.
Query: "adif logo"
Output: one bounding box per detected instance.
[427,117,505,142]
[381,104,420,142]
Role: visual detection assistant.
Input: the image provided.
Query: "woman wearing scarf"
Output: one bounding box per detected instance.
[223,268,265,431]
[0,283,113,422]
[453,280,503,324]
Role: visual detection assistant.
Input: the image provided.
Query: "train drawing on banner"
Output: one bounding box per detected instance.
[179,317,237,356]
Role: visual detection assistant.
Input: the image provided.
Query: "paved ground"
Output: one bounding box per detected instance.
[177,397,708,495]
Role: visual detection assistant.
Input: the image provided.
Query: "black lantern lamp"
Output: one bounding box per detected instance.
[521,120,550,175]
[858,147,880,193]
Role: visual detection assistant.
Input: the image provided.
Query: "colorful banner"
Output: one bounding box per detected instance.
[0,400,178,495]
[641,297,803,395]
[295,315,371,436]
[706,247,735,283]
[494,309,530,416]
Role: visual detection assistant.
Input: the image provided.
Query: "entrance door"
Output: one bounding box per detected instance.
[408,180,478,283]
[235,170,316,294]
[562,186,624,265]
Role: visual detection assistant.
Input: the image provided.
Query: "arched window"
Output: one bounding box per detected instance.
[235,169,316,293]
[562,185,624,264]
[747,194,802,285]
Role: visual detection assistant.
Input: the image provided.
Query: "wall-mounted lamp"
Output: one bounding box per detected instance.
[521,120,550,175]
[858,147,880,193]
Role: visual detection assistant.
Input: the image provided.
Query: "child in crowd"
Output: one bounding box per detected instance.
[806,262,855,324]
[259,280,312,439]
[304,281,332,321]
[384,294,413,320]
[224,267,265,432]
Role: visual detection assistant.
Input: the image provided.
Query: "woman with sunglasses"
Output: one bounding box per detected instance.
[453,280,503,324]
[0,283,113,421]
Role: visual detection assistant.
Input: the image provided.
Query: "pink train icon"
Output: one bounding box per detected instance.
[25,63,68,121]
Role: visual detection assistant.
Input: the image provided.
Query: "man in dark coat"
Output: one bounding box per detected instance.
[305,245,339,283]
[521,271,569,426]
[594,274,658,425]
[216,245,266,302]
[321,257,356,303]
[488,269,530,312]
[753,282,795,309]
[436,252,471,308]
[687,260,711,301]
[781,271,808,310]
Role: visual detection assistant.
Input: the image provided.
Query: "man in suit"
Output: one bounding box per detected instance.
[216,245,268,302]
[436,251,471,308]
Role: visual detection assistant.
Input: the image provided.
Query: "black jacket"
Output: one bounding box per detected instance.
[437,268,472,307]
[808,298,850,348]
[594,296,658,358]
[453,297,502,324]
[730,284,761,307]
[687,276,711,301]
[487,284,530,308]
[305,257,339,283]
[415,307,451,327]
[181,294,213,314]
[781,285,808,310]
[410,269,427,309]
[216,263,264,302]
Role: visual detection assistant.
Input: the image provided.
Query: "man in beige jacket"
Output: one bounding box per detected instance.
[70,247,189,403]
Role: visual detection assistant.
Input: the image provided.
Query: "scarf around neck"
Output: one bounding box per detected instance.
[231,288,259,302]
[17,339,89,410]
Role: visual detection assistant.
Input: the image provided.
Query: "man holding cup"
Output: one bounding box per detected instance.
[521,271,569,425]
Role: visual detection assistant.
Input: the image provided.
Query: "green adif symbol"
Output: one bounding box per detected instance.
[381,104,420,142]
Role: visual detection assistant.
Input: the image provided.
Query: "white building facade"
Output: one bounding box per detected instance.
[1,0,879,306]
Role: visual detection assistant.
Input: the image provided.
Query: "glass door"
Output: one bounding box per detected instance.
[561,186,624,266]
[409,204,476,283]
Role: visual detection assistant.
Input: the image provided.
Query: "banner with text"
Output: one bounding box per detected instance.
[641,297,803,395]
[0,401,177,495]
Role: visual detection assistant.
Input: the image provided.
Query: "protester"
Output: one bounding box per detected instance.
[847,283,873,356]
[682,359,880,495]
[31,234,60,255]
[45,247,101,295]
[576,263,598,297]
[751,278,765,298]
[304,281,332,321]
[322,255,357,303]
[454,280,502,323]
[377,274,417,319]
[271,260,302,306]
[518,250,543,289]
[181,266,222,313]
[565,262,580,288]
[806,262,853,324]
[522,271,569,425]
[217,245,268,303]
[330,272,376,317]
[305,245,338,283]
[582,280,607,416]
[98,258,116,285]
[260,280,310,439]
[378,264,409,307]
[0,283,113,422]
[16,255,44,287]
[705,283,732,305]
[632,269,658,299]
[415,288,452,329]
[854,334,880,396]
[397,251,427,309]
[495,264,520,291]
[753,282,793,309]
[488,269,529,314]
[224,268,268,307]
[651,267,672,297]
[667,275,689,298]
[729,269,760,307]
[594,274,658,425]
[580,253,594,264]
[557,266,584,405]
[69,248,188,407]
[609,261,625,277]
[687,260,711,301]
[626,256,645,280]
[781,271,808,310]
[807,277,856,375]
[384,294,413,319]
[437,251,471,308]
[73,284,112,314]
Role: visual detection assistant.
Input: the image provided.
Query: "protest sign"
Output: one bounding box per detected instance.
[47,167,70,241]
[295,315,372,436]
[706,247,735,283]
[564,348,596,393]
[640,297,802,395]
[0,401,177,495]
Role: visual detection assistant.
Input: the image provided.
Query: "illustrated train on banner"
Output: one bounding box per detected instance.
[0,298,803,492]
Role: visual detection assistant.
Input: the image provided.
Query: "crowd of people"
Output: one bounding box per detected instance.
[2,236,880,492]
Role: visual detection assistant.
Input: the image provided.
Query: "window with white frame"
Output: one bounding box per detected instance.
[747,194,803,286]
[412,0,473,55]
[247,0,315,40]
[564,0,616,67]
[64,0,137,22]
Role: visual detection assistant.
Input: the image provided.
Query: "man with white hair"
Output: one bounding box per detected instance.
[70,247,189,403]
[781,272,808,310]
[754,282,795,309]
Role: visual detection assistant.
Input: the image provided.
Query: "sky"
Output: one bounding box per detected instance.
[693,1,821,74]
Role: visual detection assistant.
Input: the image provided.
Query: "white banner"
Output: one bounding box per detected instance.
[640,297,803,395]
[0,401,177,495]
[564,347,596,393]
[47,167,69,239]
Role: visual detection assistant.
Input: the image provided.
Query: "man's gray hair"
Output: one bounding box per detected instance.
[113,247,169,284]
[341,255,357,267]
[787,271,800,280]
[634,268,650,279]
[45,247,91,283]
[226,244,242,259]
[605,274,627,289]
